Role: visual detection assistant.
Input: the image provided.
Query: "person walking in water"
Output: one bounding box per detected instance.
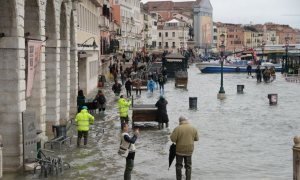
[247,64,252,76]
[75,106,94,146]
[158,74,165,94]
[112,80,122,96]
[155,95,169,129]
[125,78,132,97]
[118,95,132,124]
[170,116,199,180]
[121,123,139,180]
[93,90,106,114]
[135,77,142,96]
[255,66,262,82]
[147,78,156,94]
[263,67,271,82]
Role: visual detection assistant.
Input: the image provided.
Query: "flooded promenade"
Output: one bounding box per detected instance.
[5,64,300,180]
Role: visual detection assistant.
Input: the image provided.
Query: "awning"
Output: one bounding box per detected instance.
[78,54,93,58]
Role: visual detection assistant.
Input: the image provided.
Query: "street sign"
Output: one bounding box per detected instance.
[22,112,37,163]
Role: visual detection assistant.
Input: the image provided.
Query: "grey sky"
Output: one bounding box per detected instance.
[141,0,300,29]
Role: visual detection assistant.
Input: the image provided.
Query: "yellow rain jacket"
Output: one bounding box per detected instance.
[118,98,131,117]
[75,109,94,131]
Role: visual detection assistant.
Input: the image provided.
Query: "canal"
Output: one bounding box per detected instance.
[6,64,300,180]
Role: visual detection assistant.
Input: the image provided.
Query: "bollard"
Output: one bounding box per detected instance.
[298,68,300,76]
[189,97,197,109]
[0,135,3,179]
[293,136,300,180]
[268,94,278,105]
[237,85,244,93]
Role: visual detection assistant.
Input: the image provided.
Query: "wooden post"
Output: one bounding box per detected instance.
[0,135,3,178]
[293,136,300,180]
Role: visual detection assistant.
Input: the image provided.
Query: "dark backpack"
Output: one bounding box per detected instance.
[98,95,105,104]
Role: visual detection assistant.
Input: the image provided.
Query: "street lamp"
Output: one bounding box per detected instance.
[217,33,226,99]
[260,40,265,63]
[284,37,290,73]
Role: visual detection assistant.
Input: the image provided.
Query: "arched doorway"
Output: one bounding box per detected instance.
[45,0,60,134]
[70,10,78,115]
[24,0,45,132]
[59,3,70,123]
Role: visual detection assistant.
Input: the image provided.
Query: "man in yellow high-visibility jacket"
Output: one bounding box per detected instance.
[118,95,131,124]
[75,106,94,146]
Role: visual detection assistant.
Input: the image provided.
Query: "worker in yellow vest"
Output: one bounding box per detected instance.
[75,106,94,146]
[118,95,131,124]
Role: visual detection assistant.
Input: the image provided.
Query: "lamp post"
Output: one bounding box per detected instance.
[260,40,265,63]
[217,33,226,99]
[78,37,98,54]
[285,37,290,73]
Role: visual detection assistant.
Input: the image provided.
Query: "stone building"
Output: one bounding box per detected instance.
[157,18,190,51]
[265,23,296,44]
[112,0,143,58]
[77,0,101,95]
[296,29,300,44]
[215,23,244,52]
[0,0,83,171]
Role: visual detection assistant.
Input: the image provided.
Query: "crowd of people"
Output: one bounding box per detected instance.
[247,64,276,82]
[75,53,199,180]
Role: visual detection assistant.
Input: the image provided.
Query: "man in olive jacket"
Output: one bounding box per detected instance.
[170,116,199,180]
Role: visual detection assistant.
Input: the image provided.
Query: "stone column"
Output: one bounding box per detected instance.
[45,40,61,134]
[293,136,300,180]
[70,45,78,115]
[60,40,70,124]
[0,135,3,178]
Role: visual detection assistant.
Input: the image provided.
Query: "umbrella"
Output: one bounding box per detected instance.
[168,143,176,170]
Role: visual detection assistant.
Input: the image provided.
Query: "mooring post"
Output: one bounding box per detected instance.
[293,136,300,180]
[0,135,3,178]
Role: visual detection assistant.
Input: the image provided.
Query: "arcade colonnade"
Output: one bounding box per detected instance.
[0,0,78,170]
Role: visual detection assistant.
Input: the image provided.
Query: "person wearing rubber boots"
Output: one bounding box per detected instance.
[170,116,199,180]
[121,123,139,180]
[75,106,94,146]
[155,94,169,129]
[118,95,132,124]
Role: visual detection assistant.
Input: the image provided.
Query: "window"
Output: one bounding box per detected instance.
[154,21,157,26]
[213,36,217,40]
[165,42,168,47]
[172,42,175,47]
[159,32,161,37]
[172,32,175,37]
[159,42,162,46]
[165,32,168,37]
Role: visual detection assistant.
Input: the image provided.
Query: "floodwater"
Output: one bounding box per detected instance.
[5,64,300,180]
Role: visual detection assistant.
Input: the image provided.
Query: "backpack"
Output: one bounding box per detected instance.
[98,95,105,104]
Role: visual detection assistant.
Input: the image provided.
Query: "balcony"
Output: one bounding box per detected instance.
[99,16,109,30]
[179,36,184,39]
[90,0,103,7]
[164,46,169,49]
[136,34,142,39]
[158,46,162,49]
[172,46,176,49]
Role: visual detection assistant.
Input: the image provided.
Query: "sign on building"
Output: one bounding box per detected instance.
[22,112,37,163]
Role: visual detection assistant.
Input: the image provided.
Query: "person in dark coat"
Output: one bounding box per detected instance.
[77,88,85,113]
[112,80,122,96]
[255,66,262,82]
[247,64,252,76]
[155,94,169,129]
[125,78,132,97]
[93,90,106,113]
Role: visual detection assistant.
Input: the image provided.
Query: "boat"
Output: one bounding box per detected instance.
[196,62,282,73]
[196,48,282,73]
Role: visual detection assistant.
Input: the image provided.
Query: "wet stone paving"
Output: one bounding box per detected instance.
[7,64,300,180]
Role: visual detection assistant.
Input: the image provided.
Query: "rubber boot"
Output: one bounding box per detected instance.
[166,123,169,128]
[77,138,81,146]
[124,159,134,180]
[158,123,162,130]
[84,138,88,145]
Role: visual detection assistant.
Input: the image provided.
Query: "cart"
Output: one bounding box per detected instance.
[131,104,158,128]
[175,71,188,88]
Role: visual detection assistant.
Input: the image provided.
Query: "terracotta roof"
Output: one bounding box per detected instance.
[145,0,201,11]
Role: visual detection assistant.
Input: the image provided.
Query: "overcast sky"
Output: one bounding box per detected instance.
[141,0,300,29]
